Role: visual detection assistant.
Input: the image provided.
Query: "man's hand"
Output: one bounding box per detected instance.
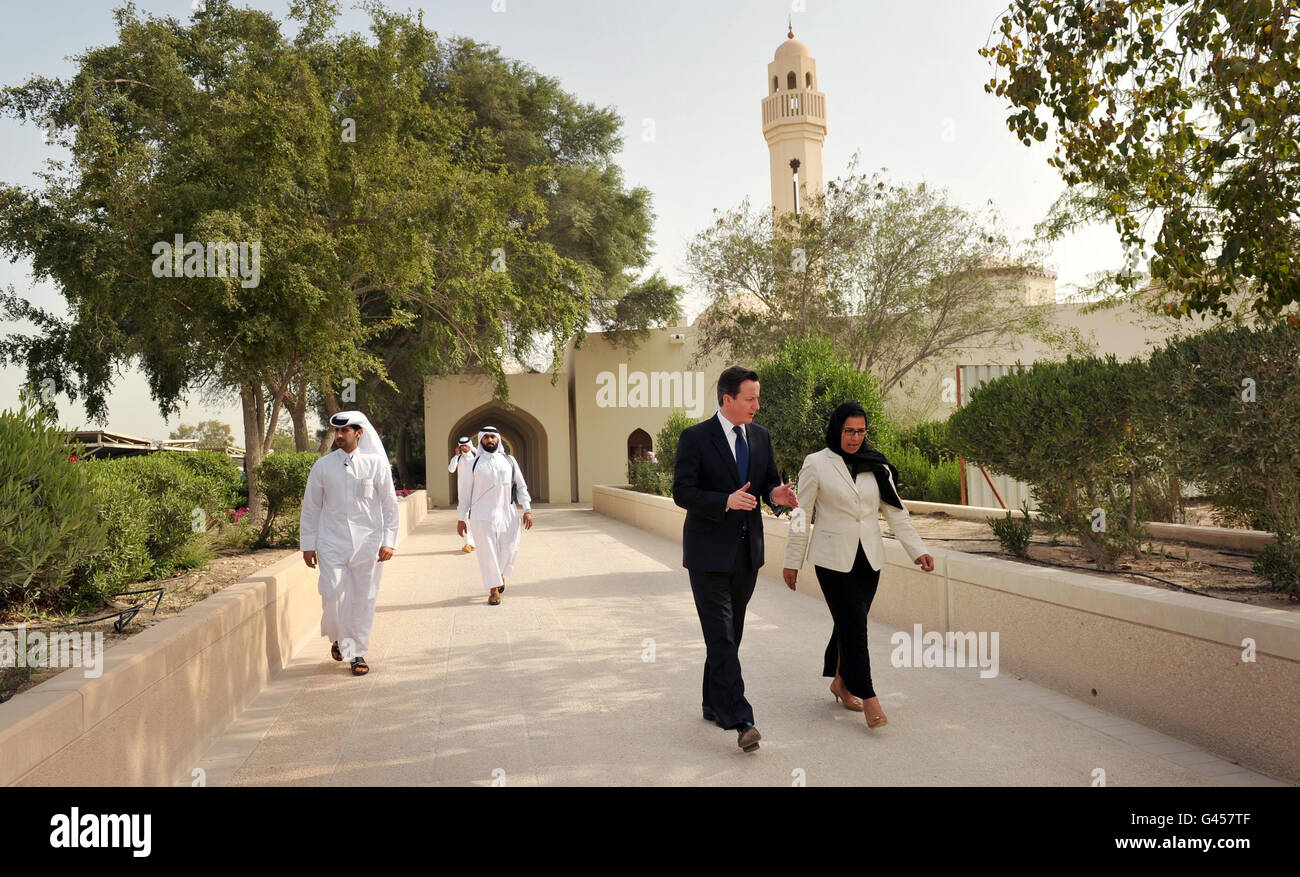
[302,550,317,569]
[782,568,798,590]
[378,546,395,562]
[522,511,534,530]
[457,521,467,538]
[770,482,799,509]
[727,481,757,511]
[915,554,935,573]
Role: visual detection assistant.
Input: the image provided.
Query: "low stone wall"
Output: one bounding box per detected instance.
[593,486,1300,783]
[0,491,428,787]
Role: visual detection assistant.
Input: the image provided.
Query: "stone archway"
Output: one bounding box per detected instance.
[448,402,550,504]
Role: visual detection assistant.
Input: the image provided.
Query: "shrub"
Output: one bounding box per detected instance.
[948,355,1151,569]
[989,502,1033,558]
[67,465,154,609]
[754,336,889,483]
[0,401,107,613]
[97,454,226,561]
[256,452,320,545]
[898,420,956,466]
[163,450,246,509]
[629,459,660,495]
[1254,533,1300,599]
[925,458,962,504]
[880,441,932,501]
[1142,321,1300,578]
[655,411,695,496]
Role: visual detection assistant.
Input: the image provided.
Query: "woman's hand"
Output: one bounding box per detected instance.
[915,554,935,573]
[782,568,798,590]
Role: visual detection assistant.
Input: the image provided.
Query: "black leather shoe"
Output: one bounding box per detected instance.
[737,724,761,752]
[702,706,716,722]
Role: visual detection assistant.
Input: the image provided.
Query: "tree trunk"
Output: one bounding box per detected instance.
[240,384,265,518]
[289,384,310,452]
[317,392,342,454]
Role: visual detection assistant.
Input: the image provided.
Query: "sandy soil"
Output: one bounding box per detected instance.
[0,548,296,702]
[896,512,1295,612]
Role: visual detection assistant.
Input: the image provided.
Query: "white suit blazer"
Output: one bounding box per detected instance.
[783,448,928,573]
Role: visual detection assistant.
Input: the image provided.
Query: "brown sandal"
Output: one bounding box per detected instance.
[351,657,369,676]
[488,588,501,605]
[331,642,343,662]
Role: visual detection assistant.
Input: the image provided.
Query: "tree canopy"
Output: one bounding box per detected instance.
[0,0,680,509]
[981,0,1300,319]
[685,158,1083,395]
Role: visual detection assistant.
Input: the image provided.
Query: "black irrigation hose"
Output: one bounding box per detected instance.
[0,571,188,635]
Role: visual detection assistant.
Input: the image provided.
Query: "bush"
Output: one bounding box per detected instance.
[897,420,956,466]
[255,452,320,545]
[629,459,660,495]
[989,502,1033,558]
[925,458,962,504]
[655,411,695,496]
[880,441,933,501]
[97,454,226,560]
[754,336,889,483]
[1254,532,1300,599]
[948,355,1151,569]
[163,450,246,509]
[67,465,154,609]
[1142,321,1300,567]
[0,401,107,613]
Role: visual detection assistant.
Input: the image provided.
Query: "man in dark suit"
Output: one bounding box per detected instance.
[672,366,799,752]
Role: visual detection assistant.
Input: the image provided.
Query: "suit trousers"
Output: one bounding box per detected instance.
[688,534,758,730]
[815,544,883,701]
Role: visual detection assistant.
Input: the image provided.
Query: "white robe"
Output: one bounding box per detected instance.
[457,450,531,589]
[300,448,399,657]
[448,450,476,548]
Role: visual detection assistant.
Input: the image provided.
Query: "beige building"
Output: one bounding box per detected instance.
[423,29,1193,509]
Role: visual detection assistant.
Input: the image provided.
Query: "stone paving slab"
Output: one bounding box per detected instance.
[191,506,1290,787]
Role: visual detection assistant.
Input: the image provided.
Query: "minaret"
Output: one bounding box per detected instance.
[762,25,828,215]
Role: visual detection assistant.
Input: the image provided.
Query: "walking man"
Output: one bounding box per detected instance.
[457,427,533,605]
[448,436,477,553]
[301,411,399,676]
[672,367,798,752]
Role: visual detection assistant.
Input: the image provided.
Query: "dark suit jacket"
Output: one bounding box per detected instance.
[672,415,782,572]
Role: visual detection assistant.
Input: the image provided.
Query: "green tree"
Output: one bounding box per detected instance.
[753,336,890,484]
[169,420,236,450]
[1141,321,1300,593]
[686,157,1082,394]
[981,0,1300,319]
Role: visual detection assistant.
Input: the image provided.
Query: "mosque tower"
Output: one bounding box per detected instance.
[762,25,828,215]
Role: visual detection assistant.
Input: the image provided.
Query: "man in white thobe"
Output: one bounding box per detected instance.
[301,411,399,675]
[457,426,533,605]
[447,436,476,553]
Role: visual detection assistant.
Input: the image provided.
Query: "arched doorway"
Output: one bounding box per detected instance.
[627,428,653,462]
[448,402,550,504]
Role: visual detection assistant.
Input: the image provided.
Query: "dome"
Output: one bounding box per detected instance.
[774,36,811,61]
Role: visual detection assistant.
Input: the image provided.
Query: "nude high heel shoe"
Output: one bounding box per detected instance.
[863,697,888,728]
[829,677,864,712]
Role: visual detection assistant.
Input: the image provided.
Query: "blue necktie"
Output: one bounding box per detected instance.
[734,426,750,533]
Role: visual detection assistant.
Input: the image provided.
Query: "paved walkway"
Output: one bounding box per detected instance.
[192,506,1289,787]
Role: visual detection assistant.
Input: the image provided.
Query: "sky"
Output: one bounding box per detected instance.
[0,0,1126,440]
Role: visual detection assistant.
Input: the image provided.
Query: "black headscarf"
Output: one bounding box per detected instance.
[824,402,905,510]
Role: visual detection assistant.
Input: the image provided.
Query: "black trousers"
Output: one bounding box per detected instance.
[688,534,758,730]
[814,544,883,701]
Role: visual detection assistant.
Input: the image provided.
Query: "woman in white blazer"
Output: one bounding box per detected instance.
[782,402,935,729]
